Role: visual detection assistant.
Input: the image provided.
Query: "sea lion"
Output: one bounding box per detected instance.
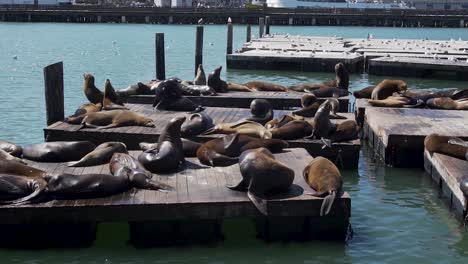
[451,88,468,100]
[207,66,228,93]
[353,86,375,99]
[0,140,22,157]
[370,79,407,100]
[265,115,304,130]
[0,175,47,205]
[227,82,255,92]
[80,110,155,129]
[288,80,336,92]
[202,120,272,139]
[22,141,96,162]
[227,147,294,215]
[67,142,128,167]
[140,138,202,158]
[153,79,204,112]
[270,120,313,140]
[194,64,207,85]
[368,95,424,108]
[116,82,152,97]
[292,94,320,117]
[424,133,468,160]
[138,116,186,173]
[327,120,360,143]
[0,149,25,164]
[83,73,104,105]
[0,159,47,177]
[303,157,343,216]
[181,84,216,96]
[103,79,126,109]
[181,112,214,137]
[246,99,274,125]
[65,103,102,124]
[426,97,468,110]
[243,81,287,92]
[197,133,288,167]
[304,87,349,98]
[335,62,349,90]
[312,99,337,140]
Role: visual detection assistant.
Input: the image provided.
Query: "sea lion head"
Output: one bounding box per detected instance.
[140,116,155,127]
[318,99,334,113]
[166,116,187,135]
[397,80,408,92]
[181,113,213,137]
[250,99,272,117]
[424,133,447,154]
[301,94,317,107]
[213,66,222,77]
[335,62,345,73]
[83,73,95,85]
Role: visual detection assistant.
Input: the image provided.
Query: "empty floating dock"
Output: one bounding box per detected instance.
[44,104,361,169]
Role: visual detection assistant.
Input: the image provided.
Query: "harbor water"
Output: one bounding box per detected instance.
[0,22,468,263]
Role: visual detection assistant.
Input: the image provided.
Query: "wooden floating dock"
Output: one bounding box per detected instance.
[359,102,468,167]
[424,151,468,220]
[125,91,350,112]
[0,149,351,244]
[44,104,360,169]
[228,34,468,79]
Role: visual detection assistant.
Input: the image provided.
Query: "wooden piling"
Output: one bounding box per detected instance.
[43,62,64,126]
[265,16,270,35]
[195,25,204,76]
[246,24,251,42]
[259,17,265,38]
[155,32,165,80]
[227,21,233,55]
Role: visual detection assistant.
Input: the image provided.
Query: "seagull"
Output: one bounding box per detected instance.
[12,55,17,60]
[228,17,232,23]
[198,18,204,25]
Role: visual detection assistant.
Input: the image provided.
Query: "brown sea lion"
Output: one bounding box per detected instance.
[0,159,47,177]
[0,175,47,205]
[140,138,202,158]
[265,115,304,130]
[303,157,343,216]
[368,95,423,108]
[426,97,468,110]
[243,81,287,92]
[67,142,128,167]
[227,147,294,215]
[227,82,255,92]
[335,62,349,91]
[65,103,102,124]
[288,80,336,92]
[202,120,272,139]
[0,140,22,157]
[22,141,96,163]
[292,94,320,117]
[353,86,375,99]
[194,64,207,85]
[371,79,407,100]
[304,87,349,98]
[83,73,104,105]
[80,110,155,129]
[181,112,214,137]
[197,133,288,167]
[424,133,468,160]
[103,79,126,109]
[246,99,274,125]
[327,120,360,143]
[270,120,313,140]
[0,149,25,164]
[207,66,228,93]
[138,116,186,173]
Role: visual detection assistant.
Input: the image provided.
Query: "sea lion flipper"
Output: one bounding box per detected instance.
[248,191,268,215]
[321,138,332,149]
[226,179,248,191]
[96,124,118,129]
[223,133,241,153]
[320,191,337,216]
[448,138,468,147]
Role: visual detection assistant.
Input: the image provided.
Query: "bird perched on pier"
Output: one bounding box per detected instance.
[198,18,204,25]
[228,17,232,23]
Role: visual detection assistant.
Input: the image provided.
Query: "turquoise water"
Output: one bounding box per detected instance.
[1,23,468,263]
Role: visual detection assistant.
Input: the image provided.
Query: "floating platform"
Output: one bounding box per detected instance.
[125,91,350,112]
[44,104,361,169]
[360,104,468,167]
[424,150,468,220]
[0,149,351,244]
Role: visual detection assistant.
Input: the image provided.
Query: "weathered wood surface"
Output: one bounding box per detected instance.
[363,107,468,167]
[0,149,351,224]
[125,92,350,112]
[424,150,468,219]
[44,104,361,168]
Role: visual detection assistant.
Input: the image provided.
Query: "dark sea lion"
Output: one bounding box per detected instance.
[0,149,26,164]
[207,66,228,93]
[23,141,96,162]
[80,110,155,129]
[327,120,360,143]
[335,62,349,91]
[0,140,22,157]
[181,113,214,137]
[451,88,468,100]
[227,82,255,92]
[424,133,468,160]
[426,97,468,110]
[369,95,424,108]
[65,103,102,124]
[194,64,207,85]
[227,147,294,215]
[303,157,343,216]
[371,79,407,100]
[197,133,288,167]
[246,99,274,125]
[0,159,47,177]
[288,80,336,92]
[312,99,337,139]
[110,153,173,191]
[305,87,349,98]
[292,94,320,117]
[0,174,47,205]
[181,84,216,96]
[138,116,186,173]
[117,82,153,97]
[140,138,202,158]
[67,142,128,167]
[83,73,104,105]
[103,79,125,109]
[243,81,287,92]
[202,120,272,139]
[153,79,204,112]
[353,85,375,99]
[271,120,313,140]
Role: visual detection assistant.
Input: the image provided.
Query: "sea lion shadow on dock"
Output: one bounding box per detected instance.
[257,184,304,200]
